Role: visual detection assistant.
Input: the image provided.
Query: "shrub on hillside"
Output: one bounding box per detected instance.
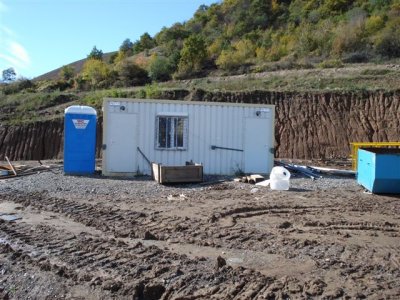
[317,59,344,68]
[36,80,72,92]
[74,75,90,91]
[116,60,150,86]
[374,18,400,58]
[144,83,162,99]
[216,39,256,70]
[148,54,173,82]
[59,65,75,81]
[207,37,227,59]
[2,79,36,95]
[234,39,257,61]
[320,0,353,15]
[82,59,110,88]
[216,49,241,70]
[178,35,207,74]
[332,19,366,56]
[342,51,370,63]
[365,15,386,35]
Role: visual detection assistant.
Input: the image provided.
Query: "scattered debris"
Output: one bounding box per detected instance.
[255,179,270,187]
[5,156,17,176]
[276,160,355,179]
[309,166,355,176]
[250,188,259,194]
[276,161,321,180]
[0,160,61,180]
[0,214,22,222]
[248,174,265,184]
[238,174,265,184]
[167,194,188,201]
[0,169,9,176]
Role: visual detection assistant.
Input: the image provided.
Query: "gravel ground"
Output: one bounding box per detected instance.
[0,163,358,197]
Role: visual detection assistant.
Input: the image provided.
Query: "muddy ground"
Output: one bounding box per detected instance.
[0,162,399,299]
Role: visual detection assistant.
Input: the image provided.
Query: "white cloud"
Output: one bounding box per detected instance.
[9,42,30,65]
[0,24,31,75]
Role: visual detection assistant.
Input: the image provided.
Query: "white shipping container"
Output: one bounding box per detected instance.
[102,98,275,176]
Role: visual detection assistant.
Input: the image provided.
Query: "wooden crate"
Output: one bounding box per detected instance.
[152,163,203,184]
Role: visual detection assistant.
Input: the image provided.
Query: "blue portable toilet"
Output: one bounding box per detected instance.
[357,148,400,194]
[64,105,97,174]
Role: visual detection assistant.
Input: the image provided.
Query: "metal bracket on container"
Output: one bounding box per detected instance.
[211,145,243,152]
[269,147,275,154]
[102,144,107,150]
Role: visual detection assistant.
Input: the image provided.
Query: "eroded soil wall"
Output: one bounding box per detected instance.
[0,118,103,160]
[1,90,399,160]
[193,89,400,159]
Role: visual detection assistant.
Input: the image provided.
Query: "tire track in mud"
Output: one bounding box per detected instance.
[3,190,399,255]
[303,220,399,233]
[2,192,287,252]
[0,220,293,299]
[1,190,400,298]
[3,191,400,271]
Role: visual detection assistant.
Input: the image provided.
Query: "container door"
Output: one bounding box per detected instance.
[244,117,271,173]
[107,113,137,173]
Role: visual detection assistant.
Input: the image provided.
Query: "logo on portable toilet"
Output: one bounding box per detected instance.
[72,119,89,129]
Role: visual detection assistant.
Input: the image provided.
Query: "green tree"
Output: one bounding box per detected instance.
[59,65,75,80]
[2,67,16,82]
[119,38,134,56]
[87,46,103,60]
[109,52,118,64]
[82,58,109,87]
[139,33,155,50]
[178,35,207,74]
[375,18,400,57]
[155,23,190,45]
[216,49,240,70]
[148,54,172,81]
[133,33,156,54]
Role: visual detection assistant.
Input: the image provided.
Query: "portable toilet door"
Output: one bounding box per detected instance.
[64,105,97,174]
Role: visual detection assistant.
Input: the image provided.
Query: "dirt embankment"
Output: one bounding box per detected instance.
[0,119,103,161]
[1,90,399,160]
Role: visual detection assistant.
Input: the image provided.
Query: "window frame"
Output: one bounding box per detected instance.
[155,114,188,150]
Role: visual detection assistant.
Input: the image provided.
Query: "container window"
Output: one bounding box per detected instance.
[156,116,188,150]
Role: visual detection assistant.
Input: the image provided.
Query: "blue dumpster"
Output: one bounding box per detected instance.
[357,148,400,194]
[64,105,97,174]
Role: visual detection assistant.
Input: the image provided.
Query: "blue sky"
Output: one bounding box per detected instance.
[0,0,218,79]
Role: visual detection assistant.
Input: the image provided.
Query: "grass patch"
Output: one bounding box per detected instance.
[360,68,392,76]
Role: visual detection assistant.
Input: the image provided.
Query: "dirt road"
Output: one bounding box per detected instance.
[0,167,399,299]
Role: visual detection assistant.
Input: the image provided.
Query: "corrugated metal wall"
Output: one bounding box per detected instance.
[103,99,274,175]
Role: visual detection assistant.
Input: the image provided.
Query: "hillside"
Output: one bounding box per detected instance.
[19,0,400,85]
[1,0,400,125]
[34,52,117,82]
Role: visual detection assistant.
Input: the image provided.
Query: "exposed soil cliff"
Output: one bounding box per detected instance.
[189,89,400,159]
[0,118,103,161]
[1,90,399,161]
